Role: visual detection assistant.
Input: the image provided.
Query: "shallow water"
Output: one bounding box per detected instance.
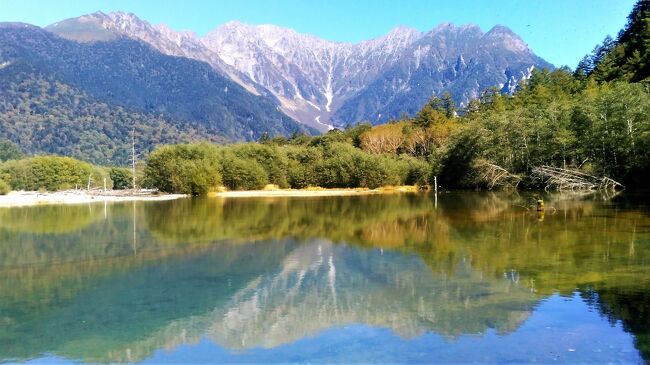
[0,192,648,364]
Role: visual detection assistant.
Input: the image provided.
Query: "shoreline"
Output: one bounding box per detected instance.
[210,186,422,198]
[0,186,422,207]
[0,190,187,208]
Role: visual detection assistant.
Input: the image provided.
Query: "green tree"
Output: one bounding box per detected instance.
[285,146,322,188]
[220,152,268,190]
[441,92,457,118]
[109,168,133,190]
[591,0,650,82]
[0,156,94,191]
[0,139,23,162]
[227,143,289,187]
[144,144,221,195]
[0,179,10,195]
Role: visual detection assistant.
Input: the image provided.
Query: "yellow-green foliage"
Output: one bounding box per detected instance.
[0,178,10,195]
[144,140,425,194]
[144,143,222,196]
[0,156,96,191]
[439,72,650,189]
[142,68,650,193]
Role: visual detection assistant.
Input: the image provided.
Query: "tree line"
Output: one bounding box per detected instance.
[1,72,647,195]
[0,144,134,194]
[141,67,648,194]
[1,0,648,195]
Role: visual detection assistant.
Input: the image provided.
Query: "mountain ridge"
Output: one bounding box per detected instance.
[0,22,312,164]
[45,12,552,129]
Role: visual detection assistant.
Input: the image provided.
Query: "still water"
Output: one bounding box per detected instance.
[0,192,648,364]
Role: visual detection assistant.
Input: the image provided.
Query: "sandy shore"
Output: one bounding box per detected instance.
[0,187,421,206]
[212,186,421,198]
[0,191,187,207]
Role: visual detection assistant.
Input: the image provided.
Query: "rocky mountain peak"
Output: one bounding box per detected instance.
[44,12,552,131]
[428,22,482,35]
[359,25,421,52]
[381,25,421,41]
[484,24,529,52]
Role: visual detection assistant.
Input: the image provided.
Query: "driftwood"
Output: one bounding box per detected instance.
[473,161,521,190]
[531,166,624,191]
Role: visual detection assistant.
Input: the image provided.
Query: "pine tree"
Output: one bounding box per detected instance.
[574,55,594,79]
[441,92,457,118]
[589,0,650,82]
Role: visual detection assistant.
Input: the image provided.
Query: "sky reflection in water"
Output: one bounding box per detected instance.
[1,192,648,364]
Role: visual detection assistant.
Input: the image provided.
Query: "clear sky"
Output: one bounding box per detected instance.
[0,0,637,68]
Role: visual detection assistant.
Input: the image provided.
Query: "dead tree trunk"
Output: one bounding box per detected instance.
[531,165,624,191]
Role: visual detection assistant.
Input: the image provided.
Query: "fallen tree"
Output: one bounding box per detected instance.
[531,166,624,191]
[472,160,521,190]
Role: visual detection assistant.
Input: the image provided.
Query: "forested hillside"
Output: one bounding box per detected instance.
[0,64,215,165]
[0,1,647,193]
[141,0,650,194]
[0,23,312,165]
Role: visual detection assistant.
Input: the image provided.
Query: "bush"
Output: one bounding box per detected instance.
[228,143,290,188]
[285,146,322,188]
[400,155,431,186]
[353,154,408,188]
[110,168,133,190]
[220,152,268,190]
[0,156,93,191]
[0,179,10,195]
[314,143,357,188]
[144,144,222,195]
[353,154,385,188]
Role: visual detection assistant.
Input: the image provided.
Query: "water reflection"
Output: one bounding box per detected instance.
[0,192,648,363]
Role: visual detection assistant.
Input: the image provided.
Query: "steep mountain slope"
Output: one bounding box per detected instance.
[201,22,424,129]
[46,12,261,95]
[0,23,311,164]
[333,24,546,123]
[47,12,553,129]
[208,22,551,126]
[0,60,211,165]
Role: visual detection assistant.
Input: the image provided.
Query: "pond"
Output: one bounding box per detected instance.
[0,192,648,364]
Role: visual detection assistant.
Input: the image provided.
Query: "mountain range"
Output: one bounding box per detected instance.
[47,12,552,130]
[1,11,552,164]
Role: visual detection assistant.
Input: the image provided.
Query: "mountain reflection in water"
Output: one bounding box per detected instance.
[0,192,648,363]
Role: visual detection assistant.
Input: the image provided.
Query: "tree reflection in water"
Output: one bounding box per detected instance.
[0,192,648,362]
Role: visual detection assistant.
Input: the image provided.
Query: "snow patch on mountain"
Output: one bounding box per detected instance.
[46,13,552,129]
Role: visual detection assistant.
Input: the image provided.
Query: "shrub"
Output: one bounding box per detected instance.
[144,144,222,195]
[110,168,133,190]
[285,146,321,188]
[400,155,431,186]
[314,143,357,188]
[227,143,289,188]
[220,152,268,190]
[0,179,10,195]
[353,154,385,188]
[353,154,407,189]
[0,156,93,191]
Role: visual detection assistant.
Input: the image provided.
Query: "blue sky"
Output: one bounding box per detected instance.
[0,0,636,67]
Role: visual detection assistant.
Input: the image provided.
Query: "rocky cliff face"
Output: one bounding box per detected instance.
[46,12,553,130]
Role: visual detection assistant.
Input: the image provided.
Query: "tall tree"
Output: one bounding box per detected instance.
[0,139,23,162]
[592,0,650,82]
